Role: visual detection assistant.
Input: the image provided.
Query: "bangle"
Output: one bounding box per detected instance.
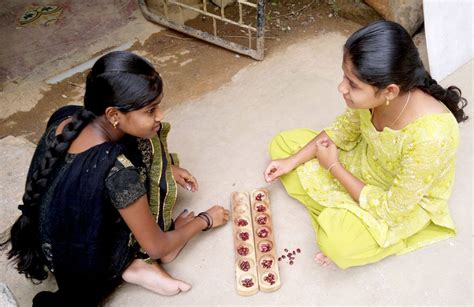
[327,161,343,173]
[197,212,213,231]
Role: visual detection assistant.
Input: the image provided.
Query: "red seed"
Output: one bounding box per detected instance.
[237,246,249,256]
[255,193,265,201]
[261,259,273,269]
[256,215,267,225]
[297,248,301,253]
[278,257,282,261]
[289,260,294,265]
[260,243,271,252]
[241,278,254,288]
[239,232,250,241]
[293,251,296,255]
[257,228,269,238]
[237,219,248,227]
[284,248,289,252]
[263,273,276,285]
[239,260,250,271]
[282,255,286,259]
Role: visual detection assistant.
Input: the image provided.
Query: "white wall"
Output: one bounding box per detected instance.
[423,0,473,81]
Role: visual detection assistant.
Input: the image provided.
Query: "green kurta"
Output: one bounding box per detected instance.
[271,108,459,266]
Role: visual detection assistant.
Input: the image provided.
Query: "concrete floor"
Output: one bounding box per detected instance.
[0,0,160,120]
[1,31,472,305]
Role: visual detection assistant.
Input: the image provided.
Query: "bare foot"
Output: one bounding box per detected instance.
[122,259,192,295]
[314,252,333,266]
[161,210,194,263]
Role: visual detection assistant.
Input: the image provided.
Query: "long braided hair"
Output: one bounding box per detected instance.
[344,20,468,123]
[2,51,163,281]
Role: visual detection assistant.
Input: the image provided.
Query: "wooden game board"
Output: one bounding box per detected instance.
[231,188,281,296]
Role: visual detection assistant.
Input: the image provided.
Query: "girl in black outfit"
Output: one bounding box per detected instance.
[2,51,230,306]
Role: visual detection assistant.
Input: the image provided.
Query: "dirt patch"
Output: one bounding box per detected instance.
[0,0,359,143]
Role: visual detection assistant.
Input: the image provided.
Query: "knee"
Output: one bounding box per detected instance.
[316,209,359,269]
[268,133,285,160]
[268,130,299,160]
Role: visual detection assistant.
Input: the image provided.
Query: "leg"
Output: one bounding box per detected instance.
[316,208,405,269]
[269,128,320,161]
[160,209,194,263]
[402,222,455,254]
[269,129,325,222]
[122,259,191,295]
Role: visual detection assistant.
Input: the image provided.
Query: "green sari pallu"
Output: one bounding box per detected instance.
[128,122,180,257]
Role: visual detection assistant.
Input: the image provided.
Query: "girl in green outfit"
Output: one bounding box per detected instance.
[264,21,468,268]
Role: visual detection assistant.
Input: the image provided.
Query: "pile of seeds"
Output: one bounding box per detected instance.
[278,248,301,265]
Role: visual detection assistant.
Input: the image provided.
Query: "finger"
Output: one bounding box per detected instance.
[265,175,277,184]
[185,176,199,192]
[268,168,283,182]
[183,178,193,191]
[264,166,276,181]
[264,173,273,183]
[317,140,329,148]
[316,142,328,150]
[264,163,277,177]
[178,209,189,217]
[192,177,199,191]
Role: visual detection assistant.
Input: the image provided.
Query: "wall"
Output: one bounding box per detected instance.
[423,0,473,81]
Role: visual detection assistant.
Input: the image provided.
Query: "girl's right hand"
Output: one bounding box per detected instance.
[264,158,295,183]
[205,205,230,229]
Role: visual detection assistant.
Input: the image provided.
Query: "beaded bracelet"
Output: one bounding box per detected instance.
[197,212,213,231]
[327,161,344,173]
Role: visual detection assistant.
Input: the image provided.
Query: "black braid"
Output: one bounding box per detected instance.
[419,71,469,123]
[1,108,96,281]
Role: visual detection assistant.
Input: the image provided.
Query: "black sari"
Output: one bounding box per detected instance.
[30,106,178,306]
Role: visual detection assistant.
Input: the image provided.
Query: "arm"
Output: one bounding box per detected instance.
[318,135,454,225]
[264,108,361,183]
[315,140,365,201]
[329,162,365,201]
[264,131,329,183]
[288,130,330,168]
[283,105,362,166]
[118,196,228,259]
[323,107,362,151]
[358,139,454,225]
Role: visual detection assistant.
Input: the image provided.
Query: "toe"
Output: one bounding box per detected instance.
[179,282,192,292]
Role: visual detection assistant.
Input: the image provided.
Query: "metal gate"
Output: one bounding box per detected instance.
[138,0,265,60]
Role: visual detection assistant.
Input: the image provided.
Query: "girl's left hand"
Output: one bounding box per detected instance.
[171,165,199,192]
[316,138,339,169]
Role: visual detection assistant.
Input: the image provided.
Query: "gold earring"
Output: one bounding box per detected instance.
[385,98,390,106]
[112,121,118,128]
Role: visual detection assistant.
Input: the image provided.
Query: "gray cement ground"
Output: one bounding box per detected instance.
[1,33,472,306]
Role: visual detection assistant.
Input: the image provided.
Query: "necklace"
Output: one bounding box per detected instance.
[389,91,411,127]
[371,91,411,127]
